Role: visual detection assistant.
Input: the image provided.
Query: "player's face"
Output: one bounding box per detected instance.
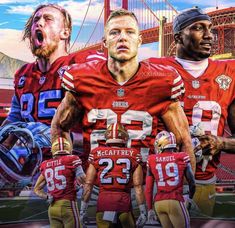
[179,20,213,60]
[30,6,66,58]
[104,15,142,62]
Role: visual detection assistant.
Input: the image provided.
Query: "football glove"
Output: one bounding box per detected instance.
[186,198,199,212]
[136,204,147,227]
[147,209,157,224]
[47,194,54,205]
[80,201,88,228]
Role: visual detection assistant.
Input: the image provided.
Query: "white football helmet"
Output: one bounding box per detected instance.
[154,131,177,153]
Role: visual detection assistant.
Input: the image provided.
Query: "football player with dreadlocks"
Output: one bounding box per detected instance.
[34,136,85,228]
[145,131,195,228]
[80,123,147,228]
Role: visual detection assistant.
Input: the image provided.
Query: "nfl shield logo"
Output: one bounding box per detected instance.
[39,75,46,85]
[117,88,125,97]
[192,80,200,89]
[215,75,232,90]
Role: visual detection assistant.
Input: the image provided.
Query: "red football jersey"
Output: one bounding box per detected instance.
[89,146,141,212]
[62,59,185,161]
[14,50,106,125]
[40,154,82,201]
[149,57,235,181]
[147,152,190,202]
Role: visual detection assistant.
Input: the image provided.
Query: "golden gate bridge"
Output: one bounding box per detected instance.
[70,0,235,58]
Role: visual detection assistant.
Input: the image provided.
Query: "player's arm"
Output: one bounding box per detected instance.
[75,165,86,185]
[82,164,96,203]
[184,163,196,200]
[0,95,22,149]
[80,163,97,224]
[145,165,154,210]
[34,174,47,199]
[51,91,82,153]
[134,164,147,226]
[198,100,235,155]
[162,101,196,172]
[1,95,22,126]
[133,164,145,206]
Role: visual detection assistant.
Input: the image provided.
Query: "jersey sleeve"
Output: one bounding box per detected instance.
[39,161,46,175]
[61,63,80,93]
[6,94,23,122]
[170,70,185,100]
[71,155,82,168]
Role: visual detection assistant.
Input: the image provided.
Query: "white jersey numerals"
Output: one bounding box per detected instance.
[99,158,131,185]
[44,165,66,191]
[184,100,221,136]
[156,162,179,187]
[88,109,153,161]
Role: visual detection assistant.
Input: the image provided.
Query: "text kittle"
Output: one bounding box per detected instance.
[97,149,134,157]
[46,159,62,167]
[155,156,175,162]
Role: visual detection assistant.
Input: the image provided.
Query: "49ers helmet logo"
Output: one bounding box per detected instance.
[105,123,129,145]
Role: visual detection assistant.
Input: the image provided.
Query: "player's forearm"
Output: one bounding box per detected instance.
[82,183,93,203]
[181,136,196,173]
[51,92,80,146]
[162,101,196,172]
[134,184,145,206]
[145,175,154,210]
[219,136,235,154]
[34,175,47,199]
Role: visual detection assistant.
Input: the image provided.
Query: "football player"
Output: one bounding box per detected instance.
[0,4,105,161]
[150,7,235,215]
[80,123,147,228]
[145,131,196,228]
[51,9,195,175]
[34,136,86,228]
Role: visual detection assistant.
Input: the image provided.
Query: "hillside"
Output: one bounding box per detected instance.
[0,52,26,79]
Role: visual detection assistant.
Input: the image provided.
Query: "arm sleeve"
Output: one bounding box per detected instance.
[185,163,196,199]
[6,94,23,122]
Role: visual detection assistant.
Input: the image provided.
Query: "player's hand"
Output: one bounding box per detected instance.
[80,201,88,228]
[147,209,157,224]
[46,194,54,205]
[186,198,199,212]
[199,135,224,156]
[136,204,147,227]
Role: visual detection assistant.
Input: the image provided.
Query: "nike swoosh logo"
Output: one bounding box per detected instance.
[208,193,216,199]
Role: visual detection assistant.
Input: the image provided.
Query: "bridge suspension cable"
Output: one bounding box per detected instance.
[84,6,104,48]
[69,0,92,52]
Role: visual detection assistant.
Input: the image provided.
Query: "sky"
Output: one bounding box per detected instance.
[0,0,234,62]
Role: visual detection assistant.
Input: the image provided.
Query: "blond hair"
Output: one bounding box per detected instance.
[105,8,139,29]
[23,4,72,46]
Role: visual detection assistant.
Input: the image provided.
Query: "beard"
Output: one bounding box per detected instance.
[31,41,58,59]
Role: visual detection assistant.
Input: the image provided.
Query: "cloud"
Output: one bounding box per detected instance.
[0,22,9,26]
[0,29,35,62]
[0,0,35,4]
[7,5,35,15]
[139,43,159,61]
